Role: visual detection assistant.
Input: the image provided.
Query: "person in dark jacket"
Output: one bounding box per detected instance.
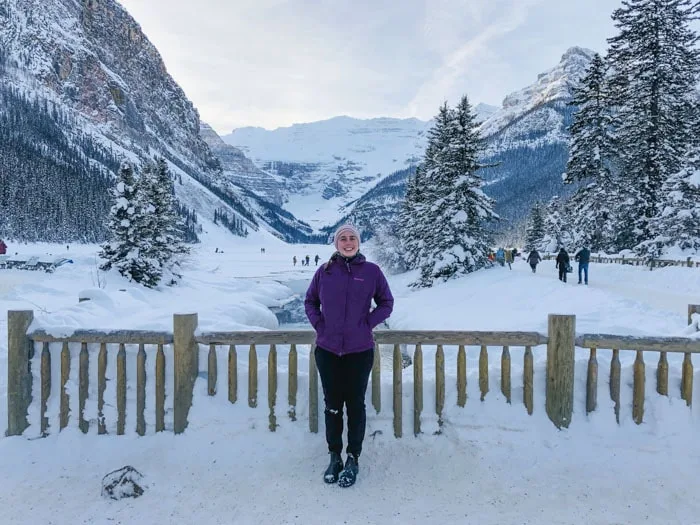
[575,246,591,285]
[305,224,394,488]
[526,249,541,273]
[555,247,570,282]
[0,239,6,255]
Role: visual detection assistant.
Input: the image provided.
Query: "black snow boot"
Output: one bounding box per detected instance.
[324,451,344,484]
[337,454,359,488]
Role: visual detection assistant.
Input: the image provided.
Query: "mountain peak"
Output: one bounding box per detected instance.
[479,46,595,137]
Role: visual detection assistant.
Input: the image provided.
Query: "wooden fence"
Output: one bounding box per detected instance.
[542,253,700,268]
[7,305,700,437]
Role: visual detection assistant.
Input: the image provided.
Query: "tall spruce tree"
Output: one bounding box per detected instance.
[99,162,158,284]
[640,153,700,257]
[564,52,622,251]
[412,97,498,287]
[524,202,545,251]
[138,157,189,285]
[606,0,700,245]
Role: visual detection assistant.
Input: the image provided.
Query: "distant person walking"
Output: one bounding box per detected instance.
[505,249,513,270]
[496,248,505,267]
[305,224,394,488]
[315,254,320,266]
[555,247,570,283]
[0,239,6,255]
[305,255,310,266]
[526,249,541,273]
[293,256,297,266]
[575,245,591,285]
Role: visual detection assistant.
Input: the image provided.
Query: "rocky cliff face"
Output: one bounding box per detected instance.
[0,0,313,242]
[199,123,286,206]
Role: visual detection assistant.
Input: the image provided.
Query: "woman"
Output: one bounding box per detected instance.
[527,249,541,273]
[304,224,394,488]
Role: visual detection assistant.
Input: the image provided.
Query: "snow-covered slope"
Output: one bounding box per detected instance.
[223,117,430,227]
[0,0,311,243]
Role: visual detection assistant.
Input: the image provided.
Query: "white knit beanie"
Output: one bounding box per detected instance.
[333,224,361,252]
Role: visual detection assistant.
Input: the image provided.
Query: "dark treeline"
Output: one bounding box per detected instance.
[0,85,118,242]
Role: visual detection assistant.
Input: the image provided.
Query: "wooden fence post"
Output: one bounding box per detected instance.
[7,310,34,436]
[688,304,700,328]
[546,314,575,429]
[174,313,198,434]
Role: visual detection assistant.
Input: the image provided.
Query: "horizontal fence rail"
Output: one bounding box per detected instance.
[542,253,700,268]
[6,305,700,438]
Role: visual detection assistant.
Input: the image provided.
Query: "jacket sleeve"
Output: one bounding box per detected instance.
[368,268,394,329]
[304,268,323,328]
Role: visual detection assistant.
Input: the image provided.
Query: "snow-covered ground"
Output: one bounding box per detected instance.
[1,228,700,525]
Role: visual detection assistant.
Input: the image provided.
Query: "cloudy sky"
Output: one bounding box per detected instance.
[117,0,621,133]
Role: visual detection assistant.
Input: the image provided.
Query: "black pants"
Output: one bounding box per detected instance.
[314,346,374,456]
[558,266,567,282]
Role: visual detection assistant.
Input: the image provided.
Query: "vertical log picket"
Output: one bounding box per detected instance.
[98,342,107,434]
[228,344,237,404]
[79,342,89,434]
[479,345,489,401]
[288,344,297,421]
[173,313,198,434]
[116,343,126,435]
[155,344,165,433]
[40,342,51,435]
[309,345,318,433]
[657,352,668,396]
[7,310,33,436]
[436,344,445,426]
[268,344,277,431]
[136,343,146,436]
[523,346,533,415]
[60,342,71,431]
[501,346,511,404]
[411,344,421,437]
[610,349,621,424]
[392,343,402,438]
[632,350,645,424]
[586,348,598,414]
[546,315,575,428]
[457,345,466,407]
[248,344,258,408]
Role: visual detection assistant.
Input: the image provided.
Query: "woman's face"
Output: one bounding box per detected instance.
[337,233,359,257]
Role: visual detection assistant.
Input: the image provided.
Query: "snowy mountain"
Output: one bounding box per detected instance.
[222,48,594,236]
[0,0,312,243]
[223,116,430,229]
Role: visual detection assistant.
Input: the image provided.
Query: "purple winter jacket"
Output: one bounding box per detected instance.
[304,253,394,355]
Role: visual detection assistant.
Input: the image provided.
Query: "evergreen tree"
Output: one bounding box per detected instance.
[99,162,158,284]
[524,202,545,251]
[606,0,700,245]
[639,153,700,257]
[138,157,189,285]
[541,196,574,252]
[411,97,498,287]
[397,164,429,270]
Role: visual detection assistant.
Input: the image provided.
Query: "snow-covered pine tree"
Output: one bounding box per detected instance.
[541,196,573,252]
[139,157,189,285]
[413,96,497,287]
[372,221,409,274]
[524,202,545,251]
[563,52,621,252]
[639,153,700,257]
[397,164,430,270]
[606,0,700,246]
[99,162,157,284]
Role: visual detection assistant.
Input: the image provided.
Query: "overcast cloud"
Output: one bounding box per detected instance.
[117,0,621,133]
